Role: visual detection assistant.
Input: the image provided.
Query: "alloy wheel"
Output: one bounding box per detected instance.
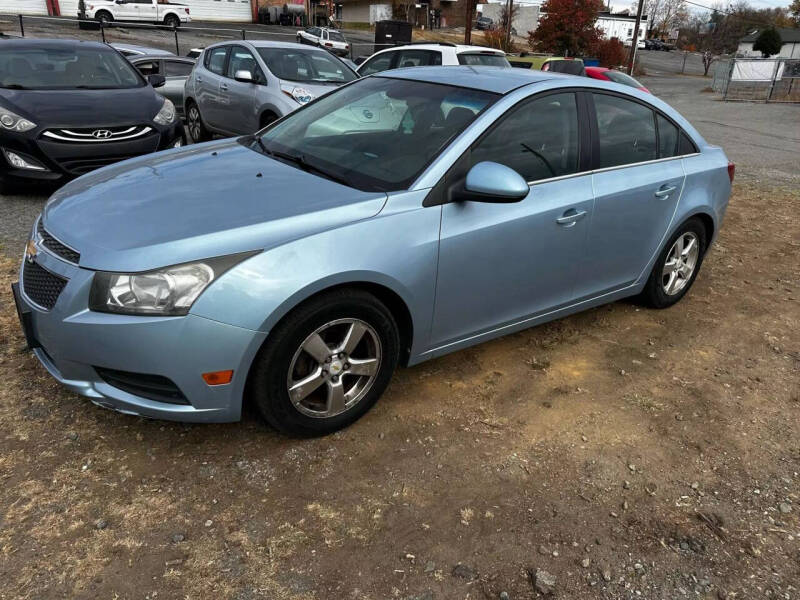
[662,232,699,295]
[187,106,201,141]
[286,318,382,419]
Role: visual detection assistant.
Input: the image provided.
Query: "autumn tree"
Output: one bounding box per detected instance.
[753,26,782,57]
[791,0,800,25]
[529,0,604,56]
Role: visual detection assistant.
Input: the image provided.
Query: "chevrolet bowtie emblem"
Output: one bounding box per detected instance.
[25,239,38,264]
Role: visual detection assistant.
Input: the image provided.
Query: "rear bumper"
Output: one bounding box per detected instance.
[15,248,266,423]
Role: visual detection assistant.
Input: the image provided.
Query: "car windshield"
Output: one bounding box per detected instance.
[0,46,144,90]
[248,77,498,192]
[328,31,346,42]
[604,70,644,88]
[457,53,510,67]
[257,47,356,83]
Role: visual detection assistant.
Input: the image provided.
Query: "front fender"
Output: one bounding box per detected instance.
[190,190,442,361]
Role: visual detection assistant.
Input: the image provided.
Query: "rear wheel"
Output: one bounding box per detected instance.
[186,101,211,142]
[164,14,180,28]
[95,10,113,25]
[640,217,707,308]
[248,290,400,436]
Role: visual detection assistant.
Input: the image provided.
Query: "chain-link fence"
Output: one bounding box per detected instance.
[712,57,800,103]
[0,13,394,60]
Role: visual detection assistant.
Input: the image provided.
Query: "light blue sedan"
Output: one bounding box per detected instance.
[13,67,733,435]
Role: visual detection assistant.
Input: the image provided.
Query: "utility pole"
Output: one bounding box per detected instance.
[627,0,644,75]
[464,0,474,44]
[505,0,513,49]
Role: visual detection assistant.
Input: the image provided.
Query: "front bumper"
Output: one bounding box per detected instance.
[0,120,184,184]
[14,242,266,423]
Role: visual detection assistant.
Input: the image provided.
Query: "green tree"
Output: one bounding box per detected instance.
[791,0,800,25]
[752,26,782,57]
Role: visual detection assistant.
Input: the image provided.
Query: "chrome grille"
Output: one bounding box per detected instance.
[41,125,153,143]
[37,220,80,264]
[22,260,68,310]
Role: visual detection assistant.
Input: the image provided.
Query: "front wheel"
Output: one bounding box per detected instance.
[164,14,180,28]
[248,290,400,436]
[640,217,708,308]
[186,101,211,142]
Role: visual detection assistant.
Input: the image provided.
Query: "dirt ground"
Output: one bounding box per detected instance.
[0,174,798,599]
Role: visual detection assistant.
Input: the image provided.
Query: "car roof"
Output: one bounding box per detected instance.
[0,38,111,51]
[206,40,309,51]
[380,43,505,55]
[375,65,558,94]
[131,54,194,63]
[110,43,174,55]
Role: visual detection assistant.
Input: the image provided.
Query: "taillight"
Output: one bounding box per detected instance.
[325,42,333,47]
[185,7,190,13]
[727,161,735,183]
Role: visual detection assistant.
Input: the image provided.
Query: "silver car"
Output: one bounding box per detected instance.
[130,55,195,119]
[183,40,357,141]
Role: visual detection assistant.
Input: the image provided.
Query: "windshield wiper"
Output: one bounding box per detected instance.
[2,84,28,90]
[246,134,269,156]
[265,147,353,188]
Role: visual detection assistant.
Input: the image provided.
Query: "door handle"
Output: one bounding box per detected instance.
[654,185,677,198]
[556,209,587,227]
[220,84,228,91]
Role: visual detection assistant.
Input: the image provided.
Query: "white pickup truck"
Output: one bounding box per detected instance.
[86,0,191,28]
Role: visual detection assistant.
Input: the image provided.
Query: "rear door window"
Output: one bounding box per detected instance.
[134,60,160,76]
[359,51,396,75]
[457,53,509,67]
[593,93,656,168]
[656,114,679,158]
[396,50,442,68]
[165,60,193,77]
[206,46,228,76]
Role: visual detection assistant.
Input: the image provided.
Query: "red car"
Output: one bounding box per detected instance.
[585,67,650,93]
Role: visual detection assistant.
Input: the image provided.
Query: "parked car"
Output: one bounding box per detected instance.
[585,66,649,93]
[357,42,509,76]
[296,27,350,57]
[475,16,494,30]
[14,67,733,435]
[110,43,175,58]
[644,39,662,50]
[0,39,184,191]
[184,40,357,140]
[130,55,196,118]
[507,54,584,73]
[624,38,647,50]
[86,0,190,28]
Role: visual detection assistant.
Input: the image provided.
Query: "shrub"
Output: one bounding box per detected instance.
[594,37,626,68]
[483,28,517,53]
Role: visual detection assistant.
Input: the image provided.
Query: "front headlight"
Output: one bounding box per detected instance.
[0,107,36,132]
[89,253,257,316]
[153,98,176,125]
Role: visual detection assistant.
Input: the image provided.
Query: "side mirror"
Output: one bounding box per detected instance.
[455,161,529,203]
[234,70,254,83]
[147,74,166,88]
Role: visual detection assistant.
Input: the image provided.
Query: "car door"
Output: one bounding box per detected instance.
[579,92,686,297]
[163,59,194,118]
[114,0,137,19]
[198,46,230,130]
[221,45,264,134]
[134,0,156,21]
[431,91,595,347]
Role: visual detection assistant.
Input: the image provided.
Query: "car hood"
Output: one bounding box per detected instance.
[43,139,388,272]
[0,87,163,127]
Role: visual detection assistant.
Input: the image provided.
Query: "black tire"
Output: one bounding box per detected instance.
[259,111,278,129]
[185,100,211,142]
[95,10,113,25]
[640,217,708,309]
[248,289,400,436]
[164,14,180,28]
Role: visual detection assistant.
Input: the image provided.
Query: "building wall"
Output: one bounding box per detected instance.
[597,16,647,43]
